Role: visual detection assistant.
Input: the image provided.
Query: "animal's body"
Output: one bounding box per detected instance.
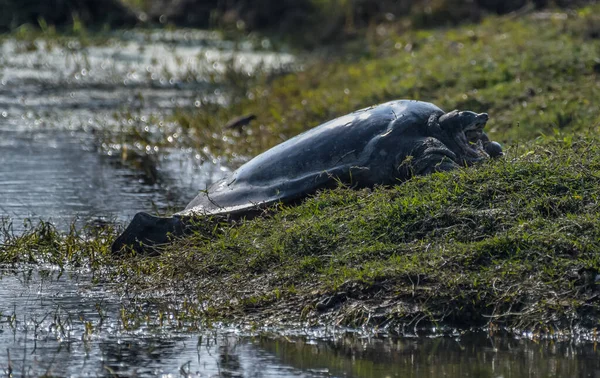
[112,100,502,254]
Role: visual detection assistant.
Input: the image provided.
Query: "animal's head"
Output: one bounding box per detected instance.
[430,110,502,164]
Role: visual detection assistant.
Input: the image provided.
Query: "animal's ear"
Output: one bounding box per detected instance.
[438,110,460,131]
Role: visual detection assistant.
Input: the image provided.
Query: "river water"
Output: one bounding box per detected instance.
[0,30,291,231]
[0,31,599,377]
[1,269,599,377]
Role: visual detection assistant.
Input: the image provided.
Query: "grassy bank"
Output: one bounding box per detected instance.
[130,135,600,333]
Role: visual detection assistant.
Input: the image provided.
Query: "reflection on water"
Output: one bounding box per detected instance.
[0,30,293,231]
[259,333,600,377]
[0,127,228,232]
[0,269,598,377]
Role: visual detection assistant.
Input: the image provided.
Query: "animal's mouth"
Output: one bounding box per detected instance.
[455,113,492,162]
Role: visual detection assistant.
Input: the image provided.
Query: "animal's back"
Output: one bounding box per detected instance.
[181,100,442,215]
[234,100,440,184]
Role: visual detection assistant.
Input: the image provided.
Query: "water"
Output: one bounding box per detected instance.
[0,30,293,231]
[1,31,599,376]
[0,269,315,376]
[0,269,599,377]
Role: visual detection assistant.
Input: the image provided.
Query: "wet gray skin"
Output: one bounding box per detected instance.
[112,100,503,254]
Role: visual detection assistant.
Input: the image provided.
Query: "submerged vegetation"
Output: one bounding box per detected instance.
[1,2,600,337]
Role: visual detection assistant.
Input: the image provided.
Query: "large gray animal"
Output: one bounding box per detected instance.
[112,100,502,254]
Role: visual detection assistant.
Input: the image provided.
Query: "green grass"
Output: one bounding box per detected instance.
[0,219,114,268]
[145,136,600,331]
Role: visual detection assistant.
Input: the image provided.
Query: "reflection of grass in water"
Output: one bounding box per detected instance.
[259,332,599,378]
[0,259,207,374]
[0,271,93,376]
[0,263,247,376]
